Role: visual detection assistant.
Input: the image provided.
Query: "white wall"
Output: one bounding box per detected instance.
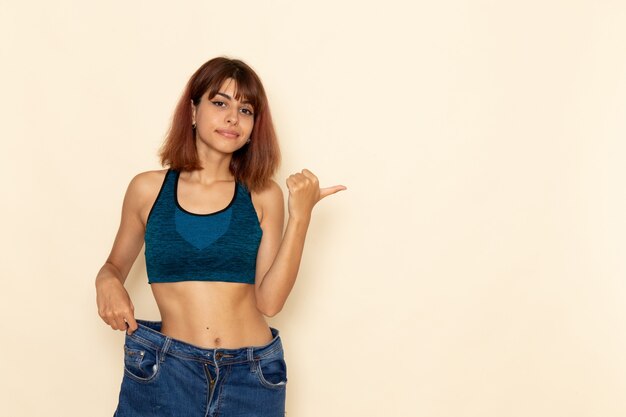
[1,1,625,416]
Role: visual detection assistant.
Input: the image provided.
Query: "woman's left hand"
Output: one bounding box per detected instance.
[286,169,347,221]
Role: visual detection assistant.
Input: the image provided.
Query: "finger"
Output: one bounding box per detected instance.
[292,173,306,182]
[300,169,318,182]
[102,315,115,329]
[114,316,127,332]
[287,174,307,189]
[102,313,118,329]
[286,176,296,190]
[319,185,347,199]
[125,315,139,335]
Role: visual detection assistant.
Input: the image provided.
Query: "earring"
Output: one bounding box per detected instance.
[192,122,196,129]
[246,138,251,143]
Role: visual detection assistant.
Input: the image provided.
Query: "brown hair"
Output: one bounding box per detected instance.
[158,57,281,192]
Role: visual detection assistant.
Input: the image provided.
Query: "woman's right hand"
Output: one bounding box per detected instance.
[96,277,139,335]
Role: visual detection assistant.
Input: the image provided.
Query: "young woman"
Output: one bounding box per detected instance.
[95,56,346,417]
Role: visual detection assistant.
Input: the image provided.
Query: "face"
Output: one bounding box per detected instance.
[191,78,255,154]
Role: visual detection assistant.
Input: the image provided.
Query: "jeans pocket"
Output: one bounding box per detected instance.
[123,337,162,383]
[255,356,288,389]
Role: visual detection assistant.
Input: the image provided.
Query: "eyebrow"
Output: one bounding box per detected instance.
[215,92,252,106]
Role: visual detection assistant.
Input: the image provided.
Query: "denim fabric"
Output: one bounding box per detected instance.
[113,319,287,417]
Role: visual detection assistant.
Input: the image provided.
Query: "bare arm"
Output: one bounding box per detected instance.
[254,169,346,317]
[95,172,155,334]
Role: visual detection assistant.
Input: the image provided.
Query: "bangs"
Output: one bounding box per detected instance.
[204,68,263,112]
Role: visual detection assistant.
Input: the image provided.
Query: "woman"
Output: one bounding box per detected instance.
[95,56,346,417]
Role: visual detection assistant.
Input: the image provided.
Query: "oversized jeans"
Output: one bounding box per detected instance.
[113,319,287,417]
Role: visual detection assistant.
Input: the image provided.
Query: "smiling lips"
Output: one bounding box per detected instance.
[216,129,240,138]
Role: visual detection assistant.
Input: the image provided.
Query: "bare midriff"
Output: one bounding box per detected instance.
[150,280,274,349]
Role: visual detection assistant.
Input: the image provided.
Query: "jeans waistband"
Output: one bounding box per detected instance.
[126,318,283,365]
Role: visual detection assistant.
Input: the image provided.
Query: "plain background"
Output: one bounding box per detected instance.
[1,1,625,416]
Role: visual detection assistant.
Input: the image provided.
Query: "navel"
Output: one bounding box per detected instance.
[214,337,221,346]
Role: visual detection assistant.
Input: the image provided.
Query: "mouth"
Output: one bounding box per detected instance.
[216,129,240,139]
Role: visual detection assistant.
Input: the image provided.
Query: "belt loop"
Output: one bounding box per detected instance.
[212,348,218,368]
[248,347,255,372]
[159,337,172,363]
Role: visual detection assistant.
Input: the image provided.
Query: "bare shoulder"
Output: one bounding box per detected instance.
[250,179,284,224]
[130,168,167,190]
[125,168,169,226]
[126,169,167,199]
[251,179,283,205]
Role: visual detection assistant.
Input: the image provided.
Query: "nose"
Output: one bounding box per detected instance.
[226,108,239,125]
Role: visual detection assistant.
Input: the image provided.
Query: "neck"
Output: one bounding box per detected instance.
[192,144,235,184]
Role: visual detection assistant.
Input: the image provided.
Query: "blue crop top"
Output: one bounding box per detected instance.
[144,168,263,284]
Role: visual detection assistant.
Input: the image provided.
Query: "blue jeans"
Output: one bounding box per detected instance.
[113,319,287,417]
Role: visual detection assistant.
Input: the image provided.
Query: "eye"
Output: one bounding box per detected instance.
[211,101,226,107]
[241,108,254,116]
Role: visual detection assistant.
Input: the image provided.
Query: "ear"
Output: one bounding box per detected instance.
[190,99,196,123]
